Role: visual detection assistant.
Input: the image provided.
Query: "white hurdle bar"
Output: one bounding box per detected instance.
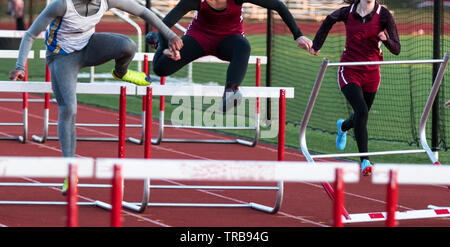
[0,50,36,143]
[342,164,450,226]
[299,54,450,165]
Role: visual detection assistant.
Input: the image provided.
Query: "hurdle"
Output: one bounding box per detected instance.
[115,85,295,214]
[31,50,145,143]
[143,57,266,146]
[0,50,36,143]
[0,156,360,227]
[300,54,449,164]
[0,81,136,143]
[298,54,449,220]
[0,157,95,227]
[94,158,360,226]
[342,164,450,226]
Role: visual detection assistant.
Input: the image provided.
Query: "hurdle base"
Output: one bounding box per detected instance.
[342,206,450,224]
[0,201,97,206]
[0,136,26,143]
[151,138,256,147]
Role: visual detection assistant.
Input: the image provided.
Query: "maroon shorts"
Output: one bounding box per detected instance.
[186,29,243,57]
[338,67,381,93]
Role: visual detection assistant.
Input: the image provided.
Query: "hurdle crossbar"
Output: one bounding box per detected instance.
[129,57,270,147]
[342,164,450,226]
[300,54,450,165]
[135,70,294,147]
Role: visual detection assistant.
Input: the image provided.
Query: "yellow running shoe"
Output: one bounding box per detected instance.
[61,177,79,196]
[112,69,151,86]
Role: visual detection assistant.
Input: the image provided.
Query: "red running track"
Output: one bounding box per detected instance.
[0,92,449,227]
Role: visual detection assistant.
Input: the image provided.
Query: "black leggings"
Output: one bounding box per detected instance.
[340,83,377,162]
[152,34,251,90]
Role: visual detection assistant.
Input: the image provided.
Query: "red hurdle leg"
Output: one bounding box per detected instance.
[160,76,165,112]
[118,87,126,158]
[256,58,261,114]
[21,60,29,143]
[45,64,51,110]
[111,164,123,227]
[386,170,398,227]
[278,89,285,161]
[144,87,153,159]
[333,168,344,227]
[67,164,78,227]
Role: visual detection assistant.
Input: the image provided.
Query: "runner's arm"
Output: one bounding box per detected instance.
[14,0,65,72]
[153,0,199,51]
[107,0,178,42]
[311,6,348,51]
[380,7,401,55]
[240,0,303,40]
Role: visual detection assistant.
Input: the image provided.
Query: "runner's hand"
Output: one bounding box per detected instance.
[163,48,181,61]
[296,36,313,51]
[9,69,25,81]
[378,31,387,41]
[309,48,320,56]
[168,36,183,52]
[445,100,450,108]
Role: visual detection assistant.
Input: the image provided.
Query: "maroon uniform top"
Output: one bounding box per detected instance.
[312,1,401,70]
[186,0,244,37]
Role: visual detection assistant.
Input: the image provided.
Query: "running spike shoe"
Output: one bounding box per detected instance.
[336,119,347,151]
[61,177,79,196]
[222,86,243,112]
[112,69,151,86]
[361,159,373,176]
[145,32,159,49]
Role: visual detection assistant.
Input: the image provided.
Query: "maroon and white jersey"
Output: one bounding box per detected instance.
[186,0,244,37]
[312,1,401,71]
[341,3,383,70]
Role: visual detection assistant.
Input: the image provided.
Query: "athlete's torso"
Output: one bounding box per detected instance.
[186,0,244,36]
[45,0,108,54]
[341,3,383,70]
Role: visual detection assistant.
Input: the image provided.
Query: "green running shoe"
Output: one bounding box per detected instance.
[61,177,69,196]
[61,177,78,196]
[112,69,151,86]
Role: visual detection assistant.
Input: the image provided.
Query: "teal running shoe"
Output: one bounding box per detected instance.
[361,159,373,176]
[336,119,347,150]
[222,87,243,112]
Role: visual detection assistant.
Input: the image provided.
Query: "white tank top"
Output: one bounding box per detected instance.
[45,0,108,54]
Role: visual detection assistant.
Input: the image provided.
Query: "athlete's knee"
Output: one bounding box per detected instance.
[119,37,137,58]
[152,57,173,77]
[59,103,77,121]
[235,37,251,56]
[354,105,369,123]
